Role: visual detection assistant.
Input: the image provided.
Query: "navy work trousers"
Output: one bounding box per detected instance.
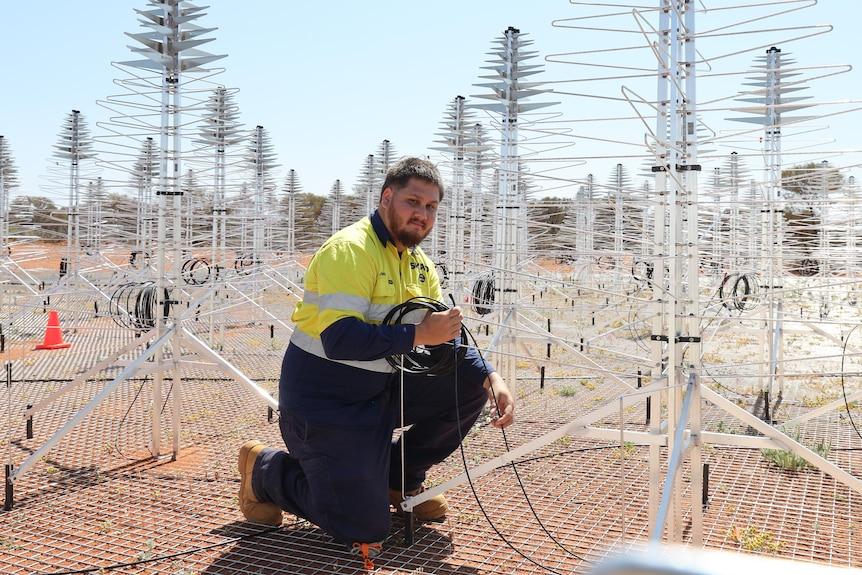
[253,345,489,546]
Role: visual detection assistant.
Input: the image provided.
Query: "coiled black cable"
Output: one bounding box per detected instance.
[840,324,862,442]
[234,252,257,275]
[181,257,215,285]
[436,263,449,288]
[109,282,172,331]
[471,275,494,316]
[128,250,151,270]
[719,272,762,313]
[382,296,467,376]
[631,258,654,282]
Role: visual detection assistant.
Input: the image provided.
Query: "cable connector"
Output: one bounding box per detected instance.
[351,542,383,571]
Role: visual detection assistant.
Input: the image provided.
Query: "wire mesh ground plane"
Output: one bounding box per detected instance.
[3,374,861,574]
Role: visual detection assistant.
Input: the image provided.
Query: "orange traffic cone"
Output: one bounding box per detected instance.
[35,310,71,350]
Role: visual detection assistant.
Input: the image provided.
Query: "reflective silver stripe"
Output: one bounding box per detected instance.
[302,290,320,305]
[367,303,396,322]
[290,329,395,374]
[318,292,393,322]
[320,292,370,315]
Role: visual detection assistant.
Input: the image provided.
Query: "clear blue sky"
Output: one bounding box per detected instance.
[1,0,860,203]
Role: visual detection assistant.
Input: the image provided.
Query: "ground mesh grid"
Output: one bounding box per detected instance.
[2,272,862,573]
[4,367,861,574]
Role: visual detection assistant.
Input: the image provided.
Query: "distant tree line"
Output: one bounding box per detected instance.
[6,162,850,268]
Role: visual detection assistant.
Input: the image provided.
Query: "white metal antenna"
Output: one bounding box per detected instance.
[408,0,862,554]
[9,1,280,491]
[54,110,95,281]
[468,26,559,383]
[0,136,19,259]
[283,169,303,256]
[130,137,158,269]
[358,154,376,217]
[467,122,493,266]
[196,86,244,282]
[246,125,279,269]
[328,179,344,234]
[726,47,815,416]
[433,95,482,298]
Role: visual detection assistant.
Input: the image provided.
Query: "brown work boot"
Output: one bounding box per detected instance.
[389,486,448,522]
[238,440,282,525]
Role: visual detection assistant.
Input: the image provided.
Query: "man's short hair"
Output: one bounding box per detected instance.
[380,156,445,202]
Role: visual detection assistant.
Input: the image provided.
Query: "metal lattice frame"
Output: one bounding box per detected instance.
[408,1,862,551]
[0,136,19,259]
[467,26,558,384]
[8,0,281,491]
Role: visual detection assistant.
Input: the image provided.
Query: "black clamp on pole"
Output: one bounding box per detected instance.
[4,464,13,511]
[26,404,33,439]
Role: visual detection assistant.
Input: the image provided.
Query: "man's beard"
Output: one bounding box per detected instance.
[387,209,430,248]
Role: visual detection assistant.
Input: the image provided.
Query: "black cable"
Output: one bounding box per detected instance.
[624,279,651,354]
[33,524,288,575]
[511,443,647,466]
[381,296,467,376]
[631,259,653,283]
[839,324,862,441]
[181,257,213,285]
[128,250,150,270]
[449,298,595,571]
[471,275,494,316]
[718,272,761,313]
[436,263,449,288]
[234,253,256,275]
[109,282,167,331]
[110,374,150,459]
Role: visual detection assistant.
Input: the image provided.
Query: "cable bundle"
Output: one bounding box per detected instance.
[382,296,467,376]
[128,250,151,269]
[719,272,762,313]
[471,275,495,316]
[234,253,257,275]
[109,281,171,331]
[181,257,216,285]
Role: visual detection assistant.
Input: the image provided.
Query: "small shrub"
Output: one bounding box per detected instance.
[714,420,735,434]
[579,378,597,390]
[760,428,831,471]
[137,539,156,561]
[558,385,577,397]
[726,524,783,553]
[616,441,636,459]
[99,519,114,534]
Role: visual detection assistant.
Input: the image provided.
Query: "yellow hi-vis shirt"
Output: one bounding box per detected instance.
[289,213,442,373]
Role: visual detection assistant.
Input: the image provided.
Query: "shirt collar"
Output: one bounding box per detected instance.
[370,209,416,255]
[370,209,392,246]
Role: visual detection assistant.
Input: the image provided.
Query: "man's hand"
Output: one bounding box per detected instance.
[485,372,515,429]
[414,306,463,347]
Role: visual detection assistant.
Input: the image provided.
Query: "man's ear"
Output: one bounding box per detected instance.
[380,187,393,206]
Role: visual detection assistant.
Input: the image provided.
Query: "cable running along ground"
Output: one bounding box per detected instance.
[448,300,596,572]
